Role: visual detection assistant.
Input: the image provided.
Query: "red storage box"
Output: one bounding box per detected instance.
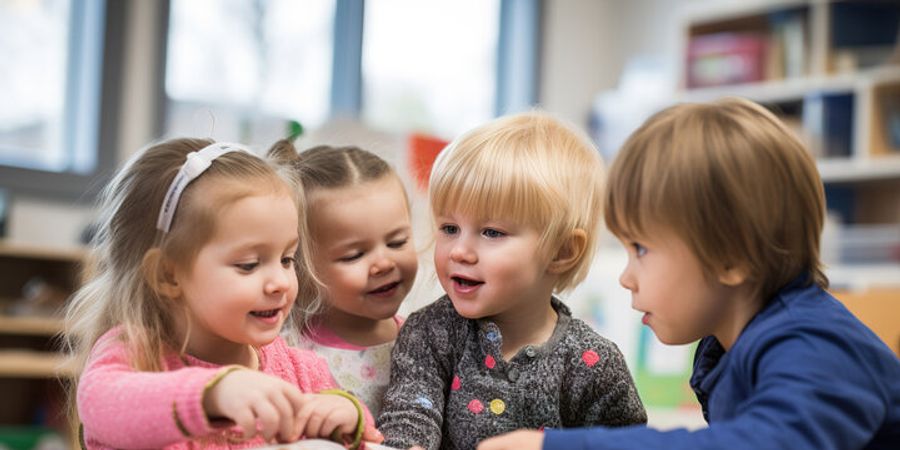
[687,32,769,88]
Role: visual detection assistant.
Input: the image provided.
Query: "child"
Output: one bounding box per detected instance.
[269,141,418,417]
[64,138,380,449]
[478,98,900,450]
[377,111,648,450]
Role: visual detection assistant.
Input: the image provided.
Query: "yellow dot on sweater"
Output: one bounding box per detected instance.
[490,399,506,415]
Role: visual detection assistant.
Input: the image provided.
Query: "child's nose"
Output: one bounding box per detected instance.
[449,241,477,264]
[619,264,637,292]
[370,254,396,276]
[265,266,294,295]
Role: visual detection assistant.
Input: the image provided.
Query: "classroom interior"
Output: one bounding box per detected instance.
[1,0,899,447]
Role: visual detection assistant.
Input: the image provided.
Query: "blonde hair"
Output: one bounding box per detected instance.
[605,97,828,300]
[429,111,605,292]
[267,140,407,333]
[64,138,316,432]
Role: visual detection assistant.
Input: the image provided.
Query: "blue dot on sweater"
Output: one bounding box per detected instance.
[415,396,433,409]
[486,331,499,342]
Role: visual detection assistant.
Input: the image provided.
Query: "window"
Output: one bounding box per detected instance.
[163,0,540,143]
[164,0,336,147]
[0,0,117,199]
[361,0,501,138]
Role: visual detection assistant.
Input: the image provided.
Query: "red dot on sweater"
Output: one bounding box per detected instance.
[451,375,461,390]
[468,399,484,414]
[582,349,600,367]
[485,355,496,369]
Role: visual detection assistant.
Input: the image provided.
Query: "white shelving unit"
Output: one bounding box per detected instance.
[679,0,900,291]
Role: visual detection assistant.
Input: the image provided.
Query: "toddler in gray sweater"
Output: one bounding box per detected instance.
[377,111,646,450]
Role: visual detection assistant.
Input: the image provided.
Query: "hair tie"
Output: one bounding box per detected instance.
[156,142,251,233]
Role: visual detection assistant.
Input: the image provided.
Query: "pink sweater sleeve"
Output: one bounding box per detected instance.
[77,329,231,448]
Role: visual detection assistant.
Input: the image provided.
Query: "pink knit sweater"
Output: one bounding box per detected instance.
[78,328,370,449]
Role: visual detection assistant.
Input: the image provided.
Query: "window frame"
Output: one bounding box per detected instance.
[157,0,541,133]
[0,0,128,202]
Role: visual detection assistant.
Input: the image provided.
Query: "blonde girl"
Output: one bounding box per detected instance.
[269,141,418,417]
[65,138,378,449]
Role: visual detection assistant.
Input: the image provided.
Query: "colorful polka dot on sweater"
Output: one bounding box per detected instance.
[582,349,600,367]
[415,396,433,409]
[451,375,461,390]
[468,399,484,414]
[485,355,496,369]
[489,399,506,415]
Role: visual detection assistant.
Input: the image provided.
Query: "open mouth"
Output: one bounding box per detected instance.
[452,276,483,287]
[368,281,400,295]
[250,308,280,318]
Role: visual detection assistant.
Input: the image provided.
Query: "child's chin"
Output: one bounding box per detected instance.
[448,300,487,320]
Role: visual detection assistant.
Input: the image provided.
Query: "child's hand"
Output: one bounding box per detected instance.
[477,430,544,450]
[203,369,305,442]
[294,393,359,442]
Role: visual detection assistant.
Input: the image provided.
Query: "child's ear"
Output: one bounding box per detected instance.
[142,248,182,299]
[548,229,587,274]
[718,264,750,287]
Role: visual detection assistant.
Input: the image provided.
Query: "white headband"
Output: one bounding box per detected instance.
[156,142,251,233]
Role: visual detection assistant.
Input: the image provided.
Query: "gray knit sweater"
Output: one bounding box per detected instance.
[377,296,647,450]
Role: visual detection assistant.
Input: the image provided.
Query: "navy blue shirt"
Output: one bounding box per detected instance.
[544,276,900,450]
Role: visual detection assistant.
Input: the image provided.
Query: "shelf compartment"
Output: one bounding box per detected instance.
[0,350,75,378]
[0,316,64,337]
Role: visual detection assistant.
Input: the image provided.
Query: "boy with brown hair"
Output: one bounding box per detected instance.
[479,98,900,450]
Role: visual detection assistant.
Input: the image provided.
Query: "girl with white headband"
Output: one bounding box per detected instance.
[64,138,382,449]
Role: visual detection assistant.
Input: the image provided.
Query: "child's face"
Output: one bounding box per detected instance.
[176,192,300,355]
[434,211,555,321]
[617,227,734,346]
[309,176,417,322]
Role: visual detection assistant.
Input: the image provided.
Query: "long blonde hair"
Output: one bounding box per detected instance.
[63,138,316,432]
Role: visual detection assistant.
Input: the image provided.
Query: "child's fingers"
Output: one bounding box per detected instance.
[318,410,354,442]
[362,425,384,443]
[291,394,313,439]
[270,392,299,442]
[300,408,326,439]
[252,400,281,441]
[283,384,306,414]
[230,408,258,440]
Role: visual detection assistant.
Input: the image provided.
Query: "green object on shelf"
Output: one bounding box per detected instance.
[0,426,60,450]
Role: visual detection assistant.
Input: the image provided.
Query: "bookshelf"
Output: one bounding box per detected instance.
[675,1,900,357]
[0,243,83,440]
[678,0,900,292]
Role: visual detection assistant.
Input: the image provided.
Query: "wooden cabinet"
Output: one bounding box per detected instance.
[0,243,83,440]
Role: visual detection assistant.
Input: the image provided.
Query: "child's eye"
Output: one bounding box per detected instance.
[281,256,296,267]
[235,262,259,272]
[439,224,459,235]
[482,228,505,239]
[387,239,408,249]
[632,242,647,257]
[338,252,363,262]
